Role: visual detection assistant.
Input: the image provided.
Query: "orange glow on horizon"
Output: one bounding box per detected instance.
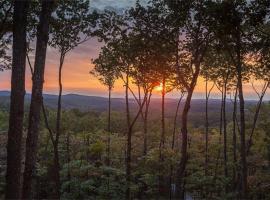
[154,83,163,92]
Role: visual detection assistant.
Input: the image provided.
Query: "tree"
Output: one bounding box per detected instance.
[203,45,236,183]
[204,1,259,197]
[246,0,270,155]
[171,1,210,197]
[22,1,55,198]
[201,62,214,176]
[47,0,93,197]
[5,1,29,199]
[91,45,121,166]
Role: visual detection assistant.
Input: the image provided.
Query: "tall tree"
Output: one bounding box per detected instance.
[203,72,214,176]
[246,1,270,155]
[5,1,29,199]
[171,1,210,197]
[91,45,120,166]
[205,1,253,197]
[203,46,236,181]
[48,0,93,197]
[22,1,55,199]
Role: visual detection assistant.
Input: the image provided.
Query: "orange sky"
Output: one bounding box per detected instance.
[0,1,268,100]
[0,38,268,100]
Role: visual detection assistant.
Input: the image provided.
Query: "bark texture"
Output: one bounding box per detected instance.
[22,1,54,198]
[5,1,28,199]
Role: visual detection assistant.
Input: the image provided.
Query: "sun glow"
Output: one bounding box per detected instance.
[155,83,163,92]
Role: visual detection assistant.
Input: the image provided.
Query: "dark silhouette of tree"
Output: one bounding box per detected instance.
[204,0,270,197]
[91,45,121,198]
[47,0,93,197]
[205,1,251,197]
[91,45,121,166]
[22,1,55,199]
[5,1,29,199]
[170,1,210,197]
[201,67,214,176]
[246,1,270,155]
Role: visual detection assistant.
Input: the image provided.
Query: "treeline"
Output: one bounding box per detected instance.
[1,0,270,199]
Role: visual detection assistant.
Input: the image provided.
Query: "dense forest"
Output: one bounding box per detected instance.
[1,0,270,199]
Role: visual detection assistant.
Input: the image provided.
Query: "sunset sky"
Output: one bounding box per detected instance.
[0,0,268,100]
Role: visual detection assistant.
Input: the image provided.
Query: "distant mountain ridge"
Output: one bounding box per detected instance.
[0,91,258,113]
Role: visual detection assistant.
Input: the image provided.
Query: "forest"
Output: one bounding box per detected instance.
[1,0,270,199]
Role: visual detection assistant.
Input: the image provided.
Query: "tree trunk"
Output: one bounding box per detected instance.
[22,1,54,198]
[106,87,112,166]
[223,82,228,178]
[125,71,131,200]
[236,29,247,198]
[159,76,166,196]
[160,76,166,156]
[237,70,247,199]
[205,78,209,176]
[246,82,269,156]
[213,87,224,185]
[5,1,28,199]
[232,88,238,190]
[124,72,149,199]
[169,93,183,199]
[52,52,65,199]
[176,64,200,199]
[143,90,152,156]
[172,93,184,151]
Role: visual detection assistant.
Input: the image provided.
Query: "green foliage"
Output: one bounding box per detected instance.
[49,0,93,53]
[61,161,126,199]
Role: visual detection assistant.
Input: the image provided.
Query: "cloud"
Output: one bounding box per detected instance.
[91,0,137,10]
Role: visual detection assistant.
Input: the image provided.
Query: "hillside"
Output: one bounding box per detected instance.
[0,91,260,128]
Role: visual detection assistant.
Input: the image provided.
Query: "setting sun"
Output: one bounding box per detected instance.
[155,83,164,92]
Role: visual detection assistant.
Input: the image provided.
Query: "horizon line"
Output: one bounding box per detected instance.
[0,90,265,101]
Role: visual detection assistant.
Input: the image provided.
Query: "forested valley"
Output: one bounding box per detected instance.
[1,0,270,199]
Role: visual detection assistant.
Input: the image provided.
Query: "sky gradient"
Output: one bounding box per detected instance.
[0,0,268,100]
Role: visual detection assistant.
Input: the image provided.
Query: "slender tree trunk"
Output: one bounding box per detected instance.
[160,76,166,155]
[205,78,209,176]
[236,30,247,198]
[125,71,132,200]
[204,77,214,177]
[169,93,184,199]
[223,82,228,178]
[106,87,112,166]
[106,87,112,198]
[213,86,224,185]
[143,91,151,156]
[5,1,28,199]
[159,76,166,196]
[124,72,149,199]
[52,52,65,199]
[172,93,184,151]
[232,88,238,190]
[22,1,54,198]
[176,65,200,199]
[237,71,247,198]
[246,82,269,155]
